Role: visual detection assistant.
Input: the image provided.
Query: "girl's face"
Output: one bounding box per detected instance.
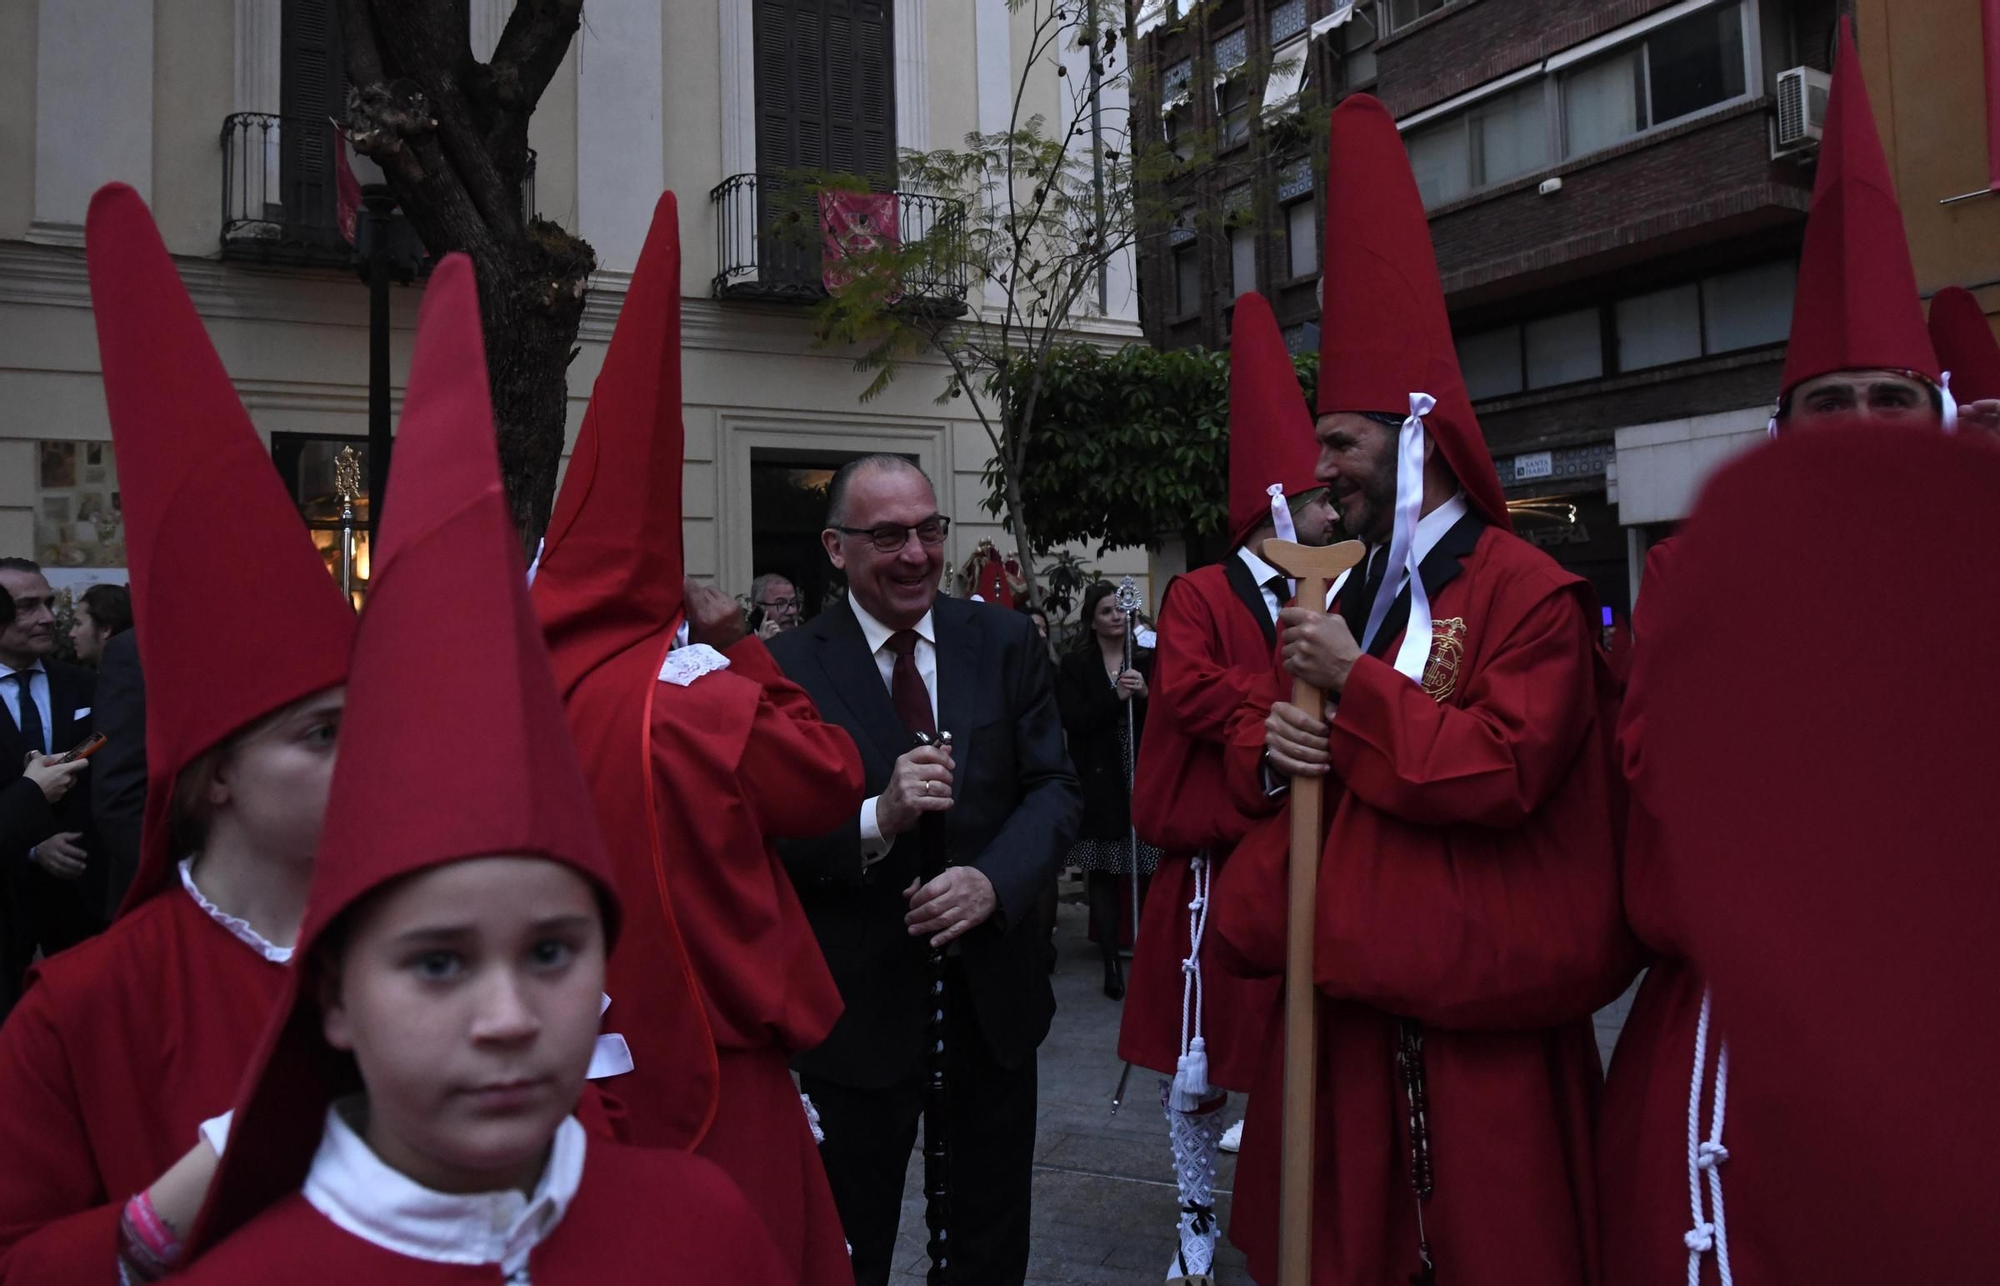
[1092,593,1126,640]
[208,688,347,868]
[322,856,607,1195]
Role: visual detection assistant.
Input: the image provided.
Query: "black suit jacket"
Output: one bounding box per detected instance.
[89,631,147,919]
[769,596,1082,1087]
[0,661,103,919]
[1055,646,1154,844]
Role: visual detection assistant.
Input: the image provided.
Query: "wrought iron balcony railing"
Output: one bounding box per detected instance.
[709,172,970,312]
[220,113,536,270]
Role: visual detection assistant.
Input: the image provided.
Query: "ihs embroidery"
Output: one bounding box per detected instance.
[1421,617,1467,703]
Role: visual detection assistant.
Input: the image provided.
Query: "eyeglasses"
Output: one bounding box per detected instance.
[832,515,952,553]
[756,596,800,611]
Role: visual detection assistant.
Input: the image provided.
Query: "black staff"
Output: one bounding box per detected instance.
[914,729,953,1285]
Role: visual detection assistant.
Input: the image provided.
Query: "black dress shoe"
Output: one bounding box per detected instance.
[1103,959,1125,1001]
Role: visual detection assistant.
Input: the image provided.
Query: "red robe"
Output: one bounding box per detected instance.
[1211,522,1636,1286]
[176,1139,790,1283]
[1117,562,1282,1089]
[564,633,861,1286]
[0,890,286,1285]
[1597,536,1742,1286]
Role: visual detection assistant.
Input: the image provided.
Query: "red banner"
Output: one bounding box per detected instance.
[332,121,363,244]
[819,191,899,297]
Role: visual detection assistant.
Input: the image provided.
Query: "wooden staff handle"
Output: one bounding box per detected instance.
[1260,537,1366,1286]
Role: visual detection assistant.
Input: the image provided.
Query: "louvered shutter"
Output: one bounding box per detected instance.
[279,0,346,246]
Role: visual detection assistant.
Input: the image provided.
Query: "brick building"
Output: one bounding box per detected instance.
[1131,0,1844,610]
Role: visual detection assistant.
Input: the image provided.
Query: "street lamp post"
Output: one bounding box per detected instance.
[353,183,419,532]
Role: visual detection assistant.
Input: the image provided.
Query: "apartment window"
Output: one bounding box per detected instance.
[1525,308,1605,387]
[1702,260,1795,353]
[1336,5,1380,88]
[1406,81,1549,207]
[1458,328,1526,399]
[1269,0,1308,45]
[1162,58,1196,162]
[755,0,897,183]
[1285,199,1318,278]
[1616,284,1703,371]
[1230,226,1257,296]
[1561,3,1748,159]
[1388,0,1446,33]
[1174,243,1201,316]
[1218,75,1253,150]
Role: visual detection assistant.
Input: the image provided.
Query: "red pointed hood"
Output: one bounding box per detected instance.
[84,183,357,918]
[1316,95,1510,531]
[1228,292,1322,543]
[1779,18,1941,400]
[532,192,686,693]
[1928,287,2000,404]
[191,256,620,1256]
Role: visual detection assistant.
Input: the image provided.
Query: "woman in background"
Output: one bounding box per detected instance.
[1055,582,1160,999]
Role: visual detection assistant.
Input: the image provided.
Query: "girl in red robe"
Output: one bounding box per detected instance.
[171,255,784,1285]
[0,185,358,1286]
[531,192,862,1285]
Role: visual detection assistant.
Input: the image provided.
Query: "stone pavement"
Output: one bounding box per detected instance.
[886,888,1643,1283]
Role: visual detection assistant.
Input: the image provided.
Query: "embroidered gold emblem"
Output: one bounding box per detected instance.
[1422,617,1467,703]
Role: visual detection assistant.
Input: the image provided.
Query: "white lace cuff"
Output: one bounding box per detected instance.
[658,643,730,687]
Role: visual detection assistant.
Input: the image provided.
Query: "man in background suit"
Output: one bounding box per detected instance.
[0,559,102,1010]
[89,628,145,920]
[769,455,1081,1286]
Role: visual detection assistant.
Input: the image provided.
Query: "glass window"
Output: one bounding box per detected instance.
[1407,119,1470,206]
[1231,226,1257,296]
[1286,200,1318,278]
[1562,49,1643,158]
[1219,76,1253,149]
[1389,0,1445,32]
[1525,308,1603,387]
[1702,260,1797,353]
[1458,328,1525,399]
[1471,83,1550,188]
[1174,243,1201,315]
[1338,7,1378,87]
[1616,284,1702,371]
[1164,102,1195,162]
[1648,4,1746,127]
[1269,0,1308,45]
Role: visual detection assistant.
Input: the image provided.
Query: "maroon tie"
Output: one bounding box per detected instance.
[884,629,937,740]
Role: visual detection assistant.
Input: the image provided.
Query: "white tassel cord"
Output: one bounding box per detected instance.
[1682,987,1734,1286]
[1266,482,1299,601]
[1357,392,1439,686]
[1170,855,1214,1111]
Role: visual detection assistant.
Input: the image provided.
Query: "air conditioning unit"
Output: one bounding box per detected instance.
[1775,66,1832,152]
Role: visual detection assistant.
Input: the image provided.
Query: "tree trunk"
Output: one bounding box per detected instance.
[338,0,592,547]
[1003,467,1044,611]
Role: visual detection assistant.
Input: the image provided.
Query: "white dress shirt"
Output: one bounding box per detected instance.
[304,1099,585,1279]
[849,598,938,864]
[0,660,52,755]
[1235,546,1289,624]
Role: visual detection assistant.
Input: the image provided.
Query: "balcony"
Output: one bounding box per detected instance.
[220,113,535,271]
[708,172,970,315]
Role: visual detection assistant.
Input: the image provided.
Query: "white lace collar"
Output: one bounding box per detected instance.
[178,859,293,964]
[303,1100,585,1276]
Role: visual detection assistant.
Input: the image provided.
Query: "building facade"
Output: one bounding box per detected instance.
[1131,0,1867,610]
[0,0,1151,620]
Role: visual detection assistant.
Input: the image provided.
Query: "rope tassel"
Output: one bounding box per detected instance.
[1170,856,1215,1112]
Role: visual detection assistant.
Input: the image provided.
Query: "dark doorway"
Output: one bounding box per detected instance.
[749,446,918,624]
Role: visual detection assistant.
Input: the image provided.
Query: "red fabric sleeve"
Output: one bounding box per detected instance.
[0,986,122,1286]
[1153,580,1270,742]
[730,651,865,840]
[1324,584,1596,829]
[1222,666,1290,819]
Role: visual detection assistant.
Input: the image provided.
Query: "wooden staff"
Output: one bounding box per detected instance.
[1260,537,1365,1286]
[914,729,954,1286]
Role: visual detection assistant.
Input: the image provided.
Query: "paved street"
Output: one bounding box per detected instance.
[888,885,1643,1283]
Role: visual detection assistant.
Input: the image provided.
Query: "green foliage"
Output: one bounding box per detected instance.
[994,342,1319,555]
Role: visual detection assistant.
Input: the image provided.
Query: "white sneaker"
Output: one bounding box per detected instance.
[1218,1119,1244,1153]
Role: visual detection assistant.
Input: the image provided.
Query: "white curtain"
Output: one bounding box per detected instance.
[1563,50,1642,159]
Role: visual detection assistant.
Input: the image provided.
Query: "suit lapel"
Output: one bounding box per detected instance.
[932,599,982,795]
[811,602,917,772]
[1361,512,1487,662]
[1223,553,1279,651]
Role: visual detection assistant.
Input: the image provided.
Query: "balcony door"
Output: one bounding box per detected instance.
[752,0,898,291]
[278,0,347,249]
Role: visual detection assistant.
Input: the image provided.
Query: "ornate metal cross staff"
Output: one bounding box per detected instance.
[1259,536,1365,1286]
[334,445,362,603]
[1116,576,1144,942]
[913,729,954,1286]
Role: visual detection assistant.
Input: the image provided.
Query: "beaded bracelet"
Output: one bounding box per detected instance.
[116,1190,183,1283]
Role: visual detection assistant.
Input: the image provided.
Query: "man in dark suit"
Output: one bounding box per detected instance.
[89,627,146,919]
[769,456,1081,1286]
[0,559,103,1009]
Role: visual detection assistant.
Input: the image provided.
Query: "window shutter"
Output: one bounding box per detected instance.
[279,0,346,242]
[853,0,895,186]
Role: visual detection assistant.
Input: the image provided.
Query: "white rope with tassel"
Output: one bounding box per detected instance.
[1265,482,1299,601]
[1683,986,1734,1286]
[1358,393,1440,685]
[1169,854,1215,1111]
